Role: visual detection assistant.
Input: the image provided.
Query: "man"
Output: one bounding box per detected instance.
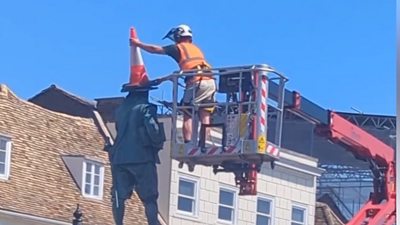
[130,24,216,143]
[106,83,166,225]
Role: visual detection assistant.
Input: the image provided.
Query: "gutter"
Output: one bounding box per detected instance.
[93,110,114,145]
[0,209,70,225]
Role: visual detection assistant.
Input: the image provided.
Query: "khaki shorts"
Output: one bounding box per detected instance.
[182,79,216,105]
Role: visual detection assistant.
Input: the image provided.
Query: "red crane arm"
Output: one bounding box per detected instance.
[319,112,394,167]
[282,90,396,224]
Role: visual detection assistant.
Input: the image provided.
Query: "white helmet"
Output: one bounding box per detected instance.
[176,24,192,37]
[163,24,193,42]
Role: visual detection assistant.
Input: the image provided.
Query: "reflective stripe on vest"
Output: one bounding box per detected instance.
[177,43,210,70]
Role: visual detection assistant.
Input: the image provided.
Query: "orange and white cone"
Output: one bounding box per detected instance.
[122,27,150,92]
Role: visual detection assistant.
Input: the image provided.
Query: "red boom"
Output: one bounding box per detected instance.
[289,91,396,224]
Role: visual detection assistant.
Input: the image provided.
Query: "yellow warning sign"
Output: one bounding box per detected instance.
[257,135,266,154]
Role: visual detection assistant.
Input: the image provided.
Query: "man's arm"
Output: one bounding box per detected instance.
[143,105,166,150]
[130,38,166,55]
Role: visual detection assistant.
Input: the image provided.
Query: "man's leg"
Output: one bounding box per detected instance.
[112,198,126,225]
[194,79,217,142]
[199,109,212,140]
[133,163,160,225]
[183,113,192,143]
[181,87,194,143]
[111,165,135,225]
[143,198,159,225]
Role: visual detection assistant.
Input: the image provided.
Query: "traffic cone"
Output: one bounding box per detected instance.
[122,27,152,92]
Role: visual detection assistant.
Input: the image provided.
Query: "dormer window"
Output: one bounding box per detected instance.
[82,161,104,198]
[62,155,105,199]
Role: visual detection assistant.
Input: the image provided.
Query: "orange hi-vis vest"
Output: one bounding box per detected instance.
[176,42,212,83]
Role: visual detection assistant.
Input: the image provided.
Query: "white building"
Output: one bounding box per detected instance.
[156,117,324,225]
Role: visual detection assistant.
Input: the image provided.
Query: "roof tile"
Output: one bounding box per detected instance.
[0,84,147,224]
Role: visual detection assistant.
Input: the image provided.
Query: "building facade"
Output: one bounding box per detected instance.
[157,117,323,225]
[29,85,325,225]
[166,151,323,225]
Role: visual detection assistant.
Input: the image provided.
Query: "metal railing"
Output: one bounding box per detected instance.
[167,64,288,148]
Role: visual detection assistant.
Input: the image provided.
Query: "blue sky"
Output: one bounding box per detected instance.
[0,0,395,115]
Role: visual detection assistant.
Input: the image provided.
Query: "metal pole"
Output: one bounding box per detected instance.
[274,76,286,147]
[171,74,178,145]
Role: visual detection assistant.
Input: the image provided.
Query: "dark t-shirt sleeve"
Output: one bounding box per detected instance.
[163,44,180,63]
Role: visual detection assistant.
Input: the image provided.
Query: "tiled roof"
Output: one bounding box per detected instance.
[28,84,96,119]
[317,193,348,223]
[315,202,345,225]
[0,84,147,225]
[30,84,96,107]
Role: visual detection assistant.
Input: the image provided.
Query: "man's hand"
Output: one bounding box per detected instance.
[103,137,113,152]
[130,38,141,46]
[148,76,173,86]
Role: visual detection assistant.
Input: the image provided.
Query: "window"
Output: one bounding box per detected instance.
[218,188,236,223]
[62,156,105,199]
[177,177,197,215]
[291,205,306,225]
[0,136,11,180]
[256,197,273,225]
[82,161,104,198]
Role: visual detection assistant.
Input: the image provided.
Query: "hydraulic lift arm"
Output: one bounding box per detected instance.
[269,82,396,224]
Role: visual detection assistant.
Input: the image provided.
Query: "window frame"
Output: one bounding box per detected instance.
[81,160,105,199]
[256,195,274,225]
[176,175,199,217]
[291,203,307,225]
[0,135,12,180]
[217,186,237,224]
